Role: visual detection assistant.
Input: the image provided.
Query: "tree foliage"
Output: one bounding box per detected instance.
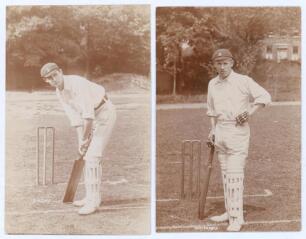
[7,5,150,90]
[157,7,300,94]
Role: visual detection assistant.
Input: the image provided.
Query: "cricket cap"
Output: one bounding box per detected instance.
[212,49,233,61]
[40,62,60,78]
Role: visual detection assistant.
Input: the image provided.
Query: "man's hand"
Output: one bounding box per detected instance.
[79,136,91,156]
[76,119,94,156]
[235,111,249,126]
[207,128,215,148]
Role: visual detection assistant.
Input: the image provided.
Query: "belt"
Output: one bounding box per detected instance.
[94,94,108,111]
[217,119,236,124]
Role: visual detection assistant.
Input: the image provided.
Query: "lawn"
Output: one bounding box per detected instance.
[5,88,151,234]
[156,105,301,232]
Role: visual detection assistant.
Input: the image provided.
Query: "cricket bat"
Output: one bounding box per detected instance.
[198,145,215,220]
[63,133,92,203]
[63,156,85,203]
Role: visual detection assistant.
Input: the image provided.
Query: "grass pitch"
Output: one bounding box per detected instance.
[5,88,151,234]
[156,105,300,232]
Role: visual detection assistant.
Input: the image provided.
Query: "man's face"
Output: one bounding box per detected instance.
[213,58,234,79]
[42,69,64,89]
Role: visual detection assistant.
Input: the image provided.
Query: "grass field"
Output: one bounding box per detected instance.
[5,85,151,234]
[156,105,301,232]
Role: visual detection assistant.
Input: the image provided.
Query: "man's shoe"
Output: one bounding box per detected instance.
[73,198,86,207]
[73,198,101,208]
[78,204,98,215]
[209,212,229,222]
[227,218,242,232]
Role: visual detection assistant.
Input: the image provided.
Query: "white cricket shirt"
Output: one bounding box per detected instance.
[56,75,106,127]
[207,70,271,120]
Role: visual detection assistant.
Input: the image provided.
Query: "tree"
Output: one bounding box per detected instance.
[6,5,150,90]
[157,8,212,94]
[156,7,301,95]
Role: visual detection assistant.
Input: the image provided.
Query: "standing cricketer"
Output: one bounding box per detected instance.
[40,62,116,215]
[206,49,271,231]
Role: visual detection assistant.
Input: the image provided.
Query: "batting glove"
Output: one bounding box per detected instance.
[235,111,249,126]
[207,128,215,148]
[78,137,91,156]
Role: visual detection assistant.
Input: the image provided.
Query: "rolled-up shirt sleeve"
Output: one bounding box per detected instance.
[247,77,272,106]
[58,96,83,127]
[207,82,217,117]
[75,79,97,120]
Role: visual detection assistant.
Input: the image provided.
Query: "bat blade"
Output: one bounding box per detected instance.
[63,157,85,203]
[198,146,215,220]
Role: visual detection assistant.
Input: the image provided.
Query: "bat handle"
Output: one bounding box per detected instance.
[208,146,215,163]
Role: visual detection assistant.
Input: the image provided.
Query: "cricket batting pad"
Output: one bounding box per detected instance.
[84,160,102,207]
[218,153,228,212]
[226,172,244,221]
[222,171,229,212]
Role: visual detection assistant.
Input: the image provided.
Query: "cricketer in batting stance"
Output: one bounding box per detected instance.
[206,49,271,231]
[40,62,116,215]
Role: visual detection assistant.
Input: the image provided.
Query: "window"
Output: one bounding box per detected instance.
[265,45,273,60]
[293,46,298,54]
[292,46,299,61]
[267,45,272,53]
[277,47,288,62]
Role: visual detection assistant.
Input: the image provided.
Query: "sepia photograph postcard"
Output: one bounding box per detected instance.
[5,4,151,235]
[156,6,301,233]
[1,0,306,239]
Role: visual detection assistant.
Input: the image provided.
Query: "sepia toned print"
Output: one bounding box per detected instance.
[156,7,300,232]
[6,5,151,234]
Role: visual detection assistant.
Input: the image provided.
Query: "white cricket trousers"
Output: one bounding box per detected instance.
[215,120,250,220]
[85,100,117,161]
[83,100,116,207]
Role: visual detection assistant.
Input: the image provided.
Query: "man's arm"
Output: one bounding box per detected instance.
[208,116,217,144]
[210,117,217,132]
[236,103,265,125]
[247,77,272,106]
[249,103,265,116]
[82,118,93,140]
[76,125,83,144]
[57,92,83,127]
[76,118,93,155]
[206,82,217,145]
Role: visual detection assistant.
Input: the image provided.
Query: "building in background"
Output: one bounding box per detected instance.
[261,32,301,63]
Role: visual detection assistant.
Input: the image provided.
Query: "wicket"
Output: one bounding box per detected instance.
[180,140,202,199]
[36,127,55,185]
